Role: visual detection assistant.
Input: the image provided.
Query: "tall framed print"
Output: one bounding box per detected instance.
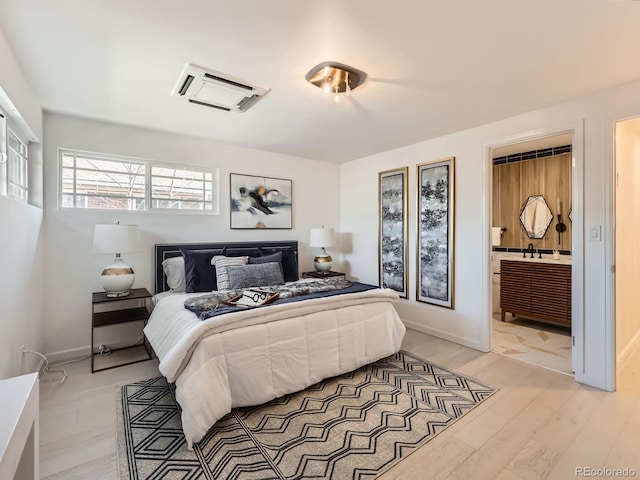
[230,174,292,229]
[417,157,455,308]
[378,167,408,298]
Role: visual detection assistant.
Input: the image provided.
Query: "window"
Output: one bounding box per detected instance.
[60,151,146,210]
[59,149,217,213]
[0,111,29,203]
[151,165,214,211]
[7,128,28,202]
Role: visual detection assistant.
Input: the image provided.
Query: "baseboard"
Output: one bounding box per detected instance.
[46,336,144,363]
[401,318,487,352]
[45,346,92,363]
[616,328,640,367]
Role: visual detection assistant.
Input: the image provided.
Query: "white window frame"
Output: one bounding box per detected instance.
[1,111,30,203]
[58,148,219,214]
[0,112,7,197]
[149,162,215,212]
[6,128,28,202]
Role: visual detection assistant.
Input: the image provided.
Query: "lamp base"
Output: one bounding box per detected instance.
[313,254,333,273]
[105,290,131,298]
[100,257,135,297]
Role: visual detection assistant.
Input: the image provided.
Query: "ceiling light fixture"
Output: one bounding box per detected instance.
[305,61,366,101]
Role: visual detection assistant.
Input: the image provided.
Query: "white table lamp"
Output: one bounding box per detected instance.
[93,223,140,297]
[309,227,335,273]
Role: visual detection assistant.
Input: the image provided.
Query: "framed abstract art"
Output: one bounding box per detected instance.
[416,157,455,308]
[230,174,292,229]
[378,167,408,298]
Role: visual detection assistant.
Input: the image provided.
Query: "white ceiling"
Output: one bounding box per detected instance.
[1,0,639,163]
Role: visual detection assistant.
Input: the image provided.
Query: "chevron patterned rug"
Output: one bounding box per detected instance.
[116,350,496,480]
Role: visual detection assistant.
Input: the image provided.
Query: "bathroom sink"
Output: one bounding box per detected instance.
[505,256,572,265]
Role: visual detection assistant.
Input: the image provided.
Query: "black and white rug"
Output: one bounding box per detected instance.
[117,351,496,480]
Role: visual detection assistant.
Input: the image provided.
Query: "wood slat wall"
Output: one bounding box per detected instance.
[493,153,572,251]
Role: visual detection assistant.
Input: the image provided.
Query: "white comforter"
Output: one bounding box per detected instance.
[144,287,406,447]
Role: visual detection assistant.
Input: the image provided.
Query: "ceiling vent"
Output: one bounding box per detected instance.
[171,63,271,113]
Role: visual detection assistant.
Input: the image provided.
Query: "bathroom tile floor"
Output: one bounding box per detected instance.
[492,315,572,374]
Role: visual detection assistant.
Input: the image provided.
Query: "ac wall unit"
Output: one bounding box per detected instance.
[171,63,271,113]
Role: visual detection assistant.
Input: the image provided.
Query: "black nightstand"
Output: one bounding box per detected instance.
[91,287,153,373]
[302,271,346,280]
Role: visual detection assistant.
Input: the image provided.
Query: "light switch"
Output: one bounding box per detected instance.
[590,226,602,241]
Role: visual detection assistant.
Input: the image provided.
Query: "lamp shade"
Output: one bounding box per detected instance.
[93,224,140,254]
[309,227,335,248]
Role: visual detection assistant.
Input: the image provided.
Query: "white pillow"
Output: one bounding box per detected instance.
[211,255,248,290]
[162,256,186,291]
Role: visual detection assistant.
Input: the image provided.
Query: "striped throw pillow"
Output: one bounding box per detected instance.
[211,255,248,290]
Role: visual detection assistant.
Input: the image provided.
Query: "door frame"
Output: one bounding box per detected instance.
[482,121,585,380]
[612,115,640,384]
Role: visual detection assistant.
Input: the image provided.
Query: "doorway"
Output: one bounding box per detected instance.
[614,117,640,388]
[489,133,574,375]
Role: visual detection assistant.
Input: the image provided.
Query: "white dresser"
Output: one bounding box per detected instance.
[0,373,39,480]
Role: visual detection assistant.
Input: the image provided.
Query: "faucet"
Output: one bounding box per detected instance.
[527,243,535,259]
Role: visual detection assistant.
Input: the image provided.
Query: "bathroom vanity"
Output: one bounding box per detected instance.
[500,258,571,327]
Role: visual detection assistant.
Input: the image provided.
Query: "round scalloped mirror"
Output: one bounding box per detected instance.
[519,195,553,239]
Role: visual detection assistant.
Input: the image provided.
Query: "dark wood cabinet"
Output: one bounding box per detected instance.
[500,260,571,327]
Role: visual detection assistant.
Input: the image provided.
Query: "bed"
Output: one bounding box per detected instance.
[144,240,406,447]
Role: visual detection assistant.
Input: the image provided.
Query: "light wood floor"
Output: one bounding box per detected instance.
[39,329,640,479]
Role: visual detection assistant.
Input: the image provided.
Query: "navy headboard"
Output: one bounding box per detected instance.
[154,240,299,294]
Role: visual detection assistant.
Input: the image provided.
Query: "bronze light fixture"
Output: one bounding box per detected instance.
[305,61,367,102]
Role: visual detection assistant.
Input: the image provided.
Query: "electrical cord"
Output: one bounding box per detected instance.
[21,348,67,386]
[21,338,148,385]
[95,337,146,356]
[49,353,92,367]
[97,344,112,356]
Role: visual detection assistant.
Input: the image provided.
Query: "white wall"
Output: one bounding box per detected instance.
[340,130,497,350]
[0,28,44,379]
[42,112,340,358]
[340,78,640,391]
[615,118,640,363]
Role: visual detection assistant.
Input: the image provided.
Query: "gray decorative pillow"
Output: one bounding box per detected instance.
[226,262,285,290]
[211,255,248,290]
[249,252,284,277]
[249,251,282,265]
[261,247,299,282]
